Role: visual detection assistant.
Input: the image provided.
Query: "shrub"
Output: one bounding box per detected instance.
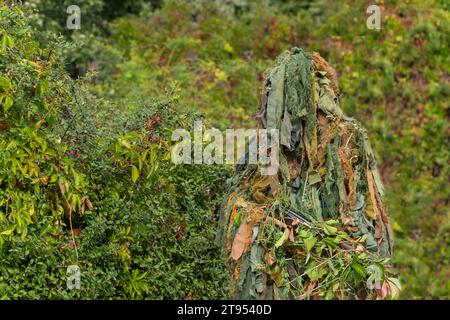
[0,3,230,299]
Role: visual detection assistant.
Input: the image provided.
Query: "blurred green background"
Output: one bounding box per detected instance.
[1,0,448,299]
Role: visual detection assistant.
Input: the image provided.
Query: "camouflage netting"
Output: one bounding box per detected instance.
[216,48,399,300]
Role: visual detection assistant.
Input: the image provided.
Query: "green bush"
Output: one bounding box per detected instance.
[0,3,230,299]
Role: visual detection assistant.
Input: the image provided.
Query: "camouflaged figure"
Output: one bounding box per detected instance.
[216,48,394,300]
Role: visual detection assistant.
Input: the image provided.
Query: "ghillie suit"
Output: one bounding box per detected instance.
[216,48,399,300]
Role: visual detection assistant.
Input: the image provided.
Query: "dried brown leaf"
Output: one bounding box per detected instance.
[230,219,252,261]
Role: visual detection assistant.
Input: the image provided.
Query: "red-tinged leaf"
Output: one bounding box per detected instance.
[83,196,93,210]
[230,219,252,260]
[377,280,389,299]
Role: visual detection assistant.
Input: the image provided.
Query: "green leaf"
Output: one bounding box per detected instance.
[72,169,80,187]
[352,262,366,285]
[352,263,366,277]
[0,76,12,90]
[0,35,6,53]
[298,229,310,238]
[304,235,317,253]
[324,224,338,235]
[3,95,13,111]
[1,227,15,236]
[119,138,132,149]
[131,165,139,183]
[6,35,14,48]
[275,229,289,248]
[325,219,340,226]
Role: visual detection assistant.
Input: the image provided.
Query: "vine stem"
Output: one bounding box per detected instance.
[69,206,79,261]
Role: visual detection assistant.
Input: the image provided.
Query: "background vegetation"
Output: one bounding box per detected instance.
[0,0,448,299]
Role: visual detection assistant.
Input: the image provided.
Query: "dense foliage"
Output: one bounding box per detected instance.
[0,0,448,299]
[0,3,229,299]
